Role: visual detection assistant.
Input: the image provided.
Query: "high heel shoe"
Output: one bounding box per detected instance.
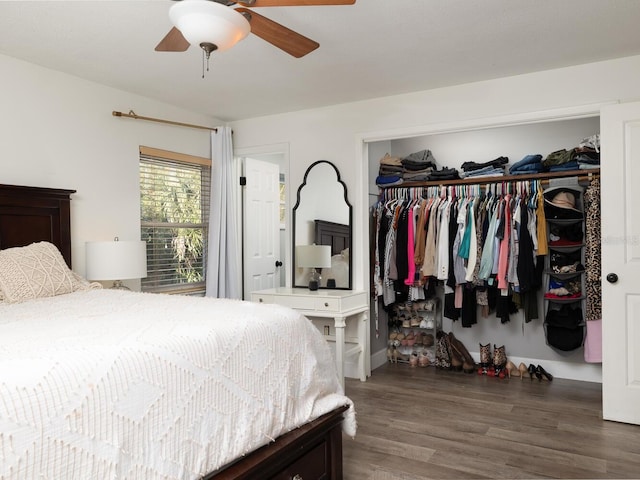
[531,363,542,381]
[527,363,537,381]
[536,365,553,381]
[505,360,517,379]
[518,362,528,380]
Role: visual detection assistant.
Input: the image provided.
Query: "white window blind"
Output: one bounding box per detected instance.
[140,149,211,295]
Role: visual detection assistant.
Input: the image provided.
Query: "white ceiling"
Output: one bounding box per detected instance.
[2,0,640,122]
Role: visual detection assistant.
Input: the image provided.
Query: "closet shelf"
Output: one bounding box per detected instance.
[544,295,586,303]
[544,270,585,280]
[548,243,585,250]
[546,218,585,225]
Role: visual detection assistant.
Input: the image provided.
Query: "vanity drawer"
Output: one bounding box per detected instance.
[252,294,274,304]
[314,298,339,312]
[276,295,314,310]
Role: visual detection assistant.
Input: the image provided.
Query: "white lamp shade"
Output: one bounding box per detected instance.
[86,240,147,281]
[169,0,250,51]
[296,245,332,269]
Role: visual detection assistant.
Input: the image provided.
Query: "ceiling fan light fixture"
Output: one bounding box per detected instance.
[169,0,250,52]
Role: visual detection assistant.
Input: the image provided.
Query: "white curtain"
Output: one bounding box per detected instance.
[206,126,241,299]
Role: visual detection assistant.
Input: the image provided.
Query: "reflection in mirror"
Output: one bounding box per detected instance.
[292,160,352,290]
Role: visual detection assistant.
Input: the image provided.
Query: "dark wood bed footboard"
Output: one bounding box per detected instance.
[207,404,348,480]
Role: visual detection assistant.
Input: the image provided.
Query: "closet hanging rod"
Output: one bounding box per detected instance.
[396,169,599,189]
[112,110,218,132]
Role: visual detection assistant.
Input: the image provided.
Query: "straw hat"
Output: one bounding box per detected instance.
[545,190,581,212]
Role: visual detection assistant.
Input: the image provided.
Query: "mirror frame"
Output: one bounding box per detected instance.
[292,160,353,290]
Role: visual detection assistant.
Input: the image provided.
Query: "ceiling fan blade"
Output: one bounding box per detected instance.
[237,0,355,5]
[155,27,190,52]
[236,8,319,58]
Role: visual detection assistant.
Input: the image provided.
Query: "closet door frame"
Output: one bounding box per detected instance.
[355,101,612,380]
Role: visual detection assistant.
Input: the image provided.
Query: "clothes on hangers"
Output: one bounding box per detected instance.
[371,180,547,328]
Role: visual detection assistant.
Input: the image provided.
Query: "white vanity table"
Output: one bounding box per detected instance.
[250,287,369,388]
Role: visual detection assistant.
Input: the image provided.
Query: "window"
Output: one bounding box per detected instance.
[139,146,211,295]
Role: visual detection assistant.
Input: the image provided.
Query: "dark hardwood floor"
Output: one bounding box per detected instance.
[343,363,640,479]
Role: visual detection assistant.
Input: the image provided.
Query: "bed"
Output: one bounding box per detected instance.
[0,184,355,480]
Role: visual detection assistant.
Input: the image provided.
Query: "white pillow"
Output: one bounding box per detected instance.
[0,242,78,304]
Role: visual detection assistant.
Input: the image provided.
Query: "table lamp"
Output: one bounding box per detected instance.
[86,237,147,289]
[296,244,332,291]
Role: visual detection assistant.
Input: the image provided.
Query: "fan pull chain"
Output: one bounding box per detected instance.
[200,42,216,79]
[202,49,208,78]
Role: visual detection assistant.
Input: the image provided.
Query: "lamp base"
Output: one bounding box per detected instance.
[308,268,321,291]
[110,280,131,290]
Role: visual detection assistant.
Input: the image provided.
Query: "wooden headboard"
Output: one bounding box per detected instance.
[0,184,76,267]
[314,219,350,255]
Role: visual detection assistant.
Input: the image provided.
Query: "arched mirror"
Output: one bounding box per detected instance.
[292,160,352,290]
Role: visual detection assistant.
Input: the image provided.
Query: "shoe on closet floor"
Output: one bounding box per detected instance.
[518,362,528,380]
[536,364,553,381]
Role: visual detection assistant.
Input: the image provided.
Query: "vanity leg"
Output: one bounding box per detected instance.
[359,311,369,381]
[334,315,346,389]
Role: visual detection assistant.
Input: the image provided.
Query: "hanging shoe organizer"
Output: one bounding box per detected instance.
[542,183,587,352]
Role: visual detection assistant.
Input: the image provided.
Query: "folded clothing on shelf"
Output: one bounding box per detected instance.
[546,277,581,297]
[461,156,509,172]
[509,154,544,174]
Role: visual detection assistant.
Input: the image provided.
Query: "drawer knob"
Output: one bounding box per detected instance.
[324,302,329,307]
[259,298,263,303]
[292,475,303,480]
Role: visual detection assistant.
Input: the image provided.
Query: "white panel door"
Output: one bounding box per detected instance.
[243,157,280,299]
[601,101,640,425]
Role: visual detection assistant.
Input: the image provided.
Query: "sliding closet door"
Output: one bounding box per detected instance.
[601,100,640,425]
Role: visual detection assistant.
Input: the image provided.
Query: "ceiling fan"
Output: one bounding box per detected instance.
[155,0,356,59]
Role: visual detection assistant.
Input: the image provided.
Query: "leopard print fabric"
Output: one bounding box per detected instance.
[584,177,601,322]
[479,342,492,367]
[493,344,507,368]
[435,333,451,369]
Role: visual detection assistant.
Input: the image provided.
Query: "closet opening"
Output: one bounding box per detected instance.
[364,115,602,383]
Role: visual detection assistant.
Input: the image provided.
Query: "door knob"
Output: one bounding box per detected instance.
[275,260,283,267]
[606,273,619,283]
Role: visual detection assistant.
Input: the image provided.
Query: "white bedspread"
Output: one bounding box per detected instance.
[0,290,356,479]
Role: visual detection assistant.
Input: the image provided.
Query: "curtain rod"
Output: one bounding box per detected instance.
[112,110,218,132]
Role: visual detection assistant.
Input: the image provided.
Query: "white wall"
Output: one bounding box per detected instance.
[0,53,220,288]
[230,54,640,381]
